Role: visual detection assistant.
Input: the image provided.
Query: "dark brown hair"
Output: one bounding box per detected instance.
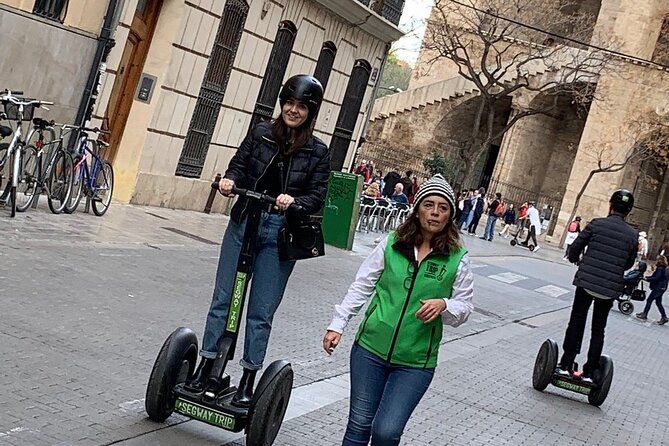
[657,255,668,268]
[271,115,312,156]
[395,207,461,253]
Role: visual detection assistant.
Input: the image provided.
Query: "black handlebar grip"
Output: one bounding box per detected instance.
[4,90,24,95]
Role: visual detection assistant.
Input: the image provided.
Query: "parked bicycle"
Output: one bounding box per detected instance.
[9,118,75,214]
[64,126,114,216]
[0,90,53,217]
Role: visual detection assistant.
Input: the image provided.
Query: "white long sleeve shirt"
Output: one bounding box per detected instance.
[328,236,475,334]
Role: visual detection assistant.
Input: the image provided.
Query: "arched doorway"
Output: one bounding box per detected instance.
[432,95,513,188]
[103,0,164,164]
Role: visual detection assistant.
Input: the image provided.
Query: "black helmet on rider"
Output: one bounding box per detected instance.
[610,189,634,215]
[279,75,324,126]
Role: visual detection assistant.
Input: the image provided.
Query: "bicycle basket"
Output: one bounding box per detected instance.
[3,99,36,121]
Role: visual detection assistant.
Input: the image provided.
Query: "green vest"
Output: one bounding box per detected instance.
[356,233,467,368]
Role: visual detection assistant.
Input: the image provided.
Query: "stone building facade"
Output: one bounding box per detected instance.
[1,0,405,212]
[362,0,669,254]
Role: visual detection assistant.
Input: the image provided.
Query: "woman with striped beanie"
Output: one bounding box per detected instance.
[323,174,475,445]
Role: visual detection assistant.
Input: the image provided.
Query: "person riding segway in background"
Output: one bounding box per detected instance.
[557,189,638,383]
[520,201,542,252]
[187,74,330,406]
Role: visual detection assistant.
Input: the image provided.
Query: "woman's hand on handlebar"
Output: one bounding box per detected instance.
[323,330,341,355]
[218,178,235,196]
[276,193,295,212]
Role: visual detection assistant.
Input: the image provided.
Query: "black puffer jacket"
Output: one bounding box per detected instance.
[224,121,330,223]
[568,213,638,298]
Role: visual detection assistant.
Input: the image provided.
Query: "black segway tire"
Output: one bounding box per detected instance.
[529,245,535,252]
[246,360,293,446]
[588,355,613,407]
[146,327,198,422]
[510,239,517,246]
[618,301,634,315]
[533,339,558,391]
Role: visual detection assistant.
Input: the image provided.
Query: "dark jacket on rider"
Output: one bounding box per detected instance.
[224,121,330,223]
[568,212,638,299]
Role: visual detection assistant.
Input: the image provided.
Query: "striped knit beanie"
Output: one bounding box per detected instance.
[413,174,456,218]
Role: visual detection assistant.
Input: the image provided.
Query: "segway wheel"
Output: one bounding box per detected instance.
[618,301,634,315]
[532,339,558,391]
[146,327,198,422]
[588,356,613,407]
[529,245,535,252]
[246,361,293,446]
[510,239,517,246]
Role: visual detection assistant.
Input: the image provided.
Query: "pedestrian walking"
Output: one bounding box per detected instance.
[638,231,649,260]
[498,203,516,238]
[563,216,582,260]
[636,255,669,325]
[481,192,504,241]
[467,187,486,235]
[323,174,474,446]
[186,75,330,406]
[557,189,638,383]
[457,189,473,229]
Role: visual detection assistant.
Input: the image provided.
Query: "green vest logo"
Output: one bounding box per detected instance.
[424,261,447,281]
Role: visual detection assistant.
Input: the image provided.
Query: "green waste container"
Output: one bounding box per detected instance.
[322,171,362,250]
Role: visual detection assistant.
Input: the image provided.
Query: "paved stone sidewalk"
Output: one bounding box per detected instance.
[0,204,667,445]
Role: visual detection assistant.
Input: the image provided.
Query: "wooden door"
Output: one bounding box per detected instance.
[103,0,163,163]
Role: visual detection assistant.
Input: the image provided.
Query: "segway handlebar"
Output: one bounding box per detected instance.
[211,182,304,213]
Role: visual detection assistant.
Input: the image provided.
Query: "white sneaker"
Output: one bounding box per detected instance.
[533,246,541,253]
[581,376,594,384]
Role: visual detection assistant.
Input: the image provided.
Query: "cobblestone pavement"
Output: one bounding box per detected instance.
[0,204,667,445]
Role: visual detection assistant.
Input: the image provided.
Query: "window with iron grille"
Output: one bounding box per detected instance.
[175,0,249,178]
[33,0,69,23]
[381,0,404,26]
[329,59,372,171]
[248,21,298,132]
[313,42,337,91]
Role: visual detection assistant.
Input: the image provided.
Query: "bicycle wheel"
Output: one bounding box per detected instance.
[46,150,73,214]
[91,161,113,216]
[64,157,85,214]
[15,146,39,212]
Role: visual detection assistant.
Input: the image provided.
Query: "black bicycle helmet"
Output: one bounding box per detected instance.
[610,189,634,214]
[279,75,324,124]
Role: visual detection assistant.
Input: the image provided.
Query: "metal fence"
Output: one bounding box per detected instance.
[486,178,563,236]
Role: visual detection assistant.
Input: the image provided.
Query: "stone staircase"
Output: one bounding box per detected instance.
[371,47,566,120]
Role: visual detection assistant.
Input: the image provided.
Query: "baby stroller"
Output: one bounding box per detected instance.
[616,261,647,315]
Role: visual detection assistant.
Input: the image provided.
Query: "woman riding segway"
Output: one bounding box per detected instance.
[188,74,330,404]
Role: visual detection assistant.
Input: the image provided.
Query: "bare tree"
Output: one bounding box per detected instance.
[422,0,618,187]
[559,112,669,247]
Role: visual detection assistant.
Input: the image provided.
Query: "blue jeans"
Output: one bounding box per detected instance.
[343,343,434,446]
[201,212,296,370]
[483,215,498,240]
[643,289,667,318]
[461,209,474,230]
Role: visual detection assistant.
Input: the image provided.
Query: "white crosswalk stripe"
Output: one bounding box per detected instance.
[535,284,570,297]
[488,272,528,283]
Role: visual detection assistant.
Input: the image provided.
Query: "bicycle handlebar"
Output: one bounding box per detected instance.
[61,124,110,135]
[210,182,304,212]
[2,89,24,95]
